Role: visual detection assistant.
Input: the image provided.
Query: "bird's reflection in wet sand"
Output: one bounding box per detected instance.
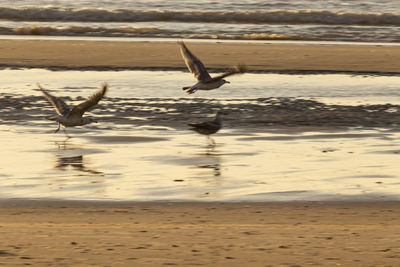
[55,154,103,175]
[192,145,222,177]
[196,163,221,177]
[54,140,103,176]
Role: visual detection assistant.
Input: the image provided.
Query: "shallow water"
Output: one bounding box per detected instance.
[1,69,400,201]
[2,69,400,104]
[1,124,400,201]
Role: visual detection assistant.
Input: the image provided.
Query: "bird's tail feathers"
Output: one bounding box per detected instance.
[182,86,191,90]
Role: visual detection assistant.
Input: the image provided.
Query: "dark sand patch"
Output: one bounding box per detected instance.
[2,96,400,129]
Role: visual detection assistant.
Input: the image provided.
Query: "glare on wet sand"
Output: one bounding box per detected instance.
[1,69,400,201]
[1,123,400,201]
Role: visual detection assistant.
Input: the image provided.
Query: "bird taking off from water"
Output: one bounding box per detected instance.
[179,41,246,94]
[39,83,108,138]
[188,111,222,145]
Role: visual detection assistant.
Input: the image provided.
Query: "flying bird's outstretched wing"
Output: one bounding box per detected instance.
[179,41,212,82]
[38,83,71,117]
[211,64,247,81]
[69,83,108,118]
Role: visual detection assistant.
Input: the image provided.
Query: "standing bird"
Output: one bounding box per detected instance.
[188,112,222,145]
[39,83,108,137]
[179,41,246,94]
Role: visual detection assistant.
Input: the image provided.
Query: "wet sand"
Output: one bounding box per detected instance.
[1,200,400,266]
[3,95,400,129]
[0,39,399,73]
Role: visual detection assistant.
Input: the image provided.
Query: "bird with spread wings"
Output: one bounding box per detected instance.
[39,83,108,137]
[179,41,246,94]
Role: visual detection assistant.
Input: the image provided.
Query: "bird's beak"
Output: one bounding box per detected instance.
[93,120,98,123]
[226,81,230,84]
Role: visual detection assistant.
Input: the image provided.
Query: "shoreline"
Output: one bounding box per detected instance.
[2,35,400,46]
[2,198,400,205]
[3,198,400,209]
[4,65,400,76]
[0,39,399,73]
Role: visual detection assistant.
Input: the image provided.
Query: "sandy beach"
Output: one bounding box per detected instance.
[1,38,400,266]
[2,0,400,265]
[0,39,399,73]
[0,201,399,266]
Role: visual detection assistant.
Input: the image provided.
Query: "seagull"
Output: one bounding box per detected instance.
[179,41,246,94]
[188,112,222,145]
[39,83,108,137]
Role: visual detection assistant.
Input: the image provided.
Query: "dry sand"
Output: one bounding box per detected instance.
[0,39,399,73]
[1,201,400,266]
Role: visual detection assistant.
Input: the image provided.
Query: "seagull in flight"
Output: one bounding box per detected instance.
[39,83,108,137]
[188,111,222,145]
[179,41,246,94]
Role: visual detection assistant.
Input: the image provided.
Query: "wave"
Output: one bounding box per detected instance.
[1,25,399,42]
[1,7,400,26]
[0,25,299,40]
[7,25,164,36]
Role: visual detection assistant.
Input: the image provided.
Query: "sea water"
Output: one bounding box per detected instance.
[0,0,399,42]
